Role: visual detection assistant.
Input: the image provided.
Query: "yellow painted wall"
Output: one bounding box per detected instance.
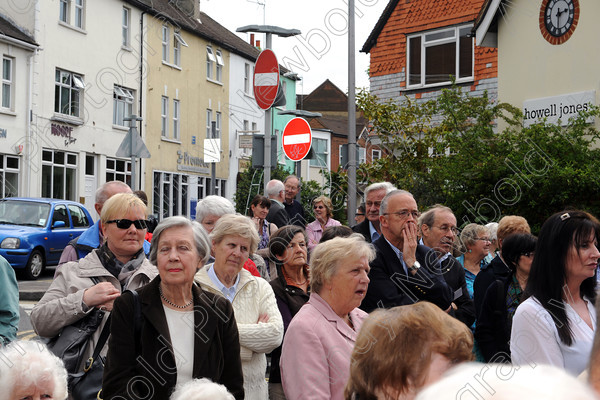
[142,15,230,192]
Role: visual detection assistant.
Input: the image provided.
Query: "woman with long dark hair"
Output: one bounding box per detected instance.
[511,211,600,375]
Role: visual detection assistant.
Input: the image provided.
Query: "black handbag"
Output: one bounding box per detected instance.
[45,277,104,374]
[69,315,111,400]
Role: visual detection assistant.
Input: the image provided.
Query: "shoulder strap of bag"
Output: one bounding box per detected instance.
[123,289,142,356]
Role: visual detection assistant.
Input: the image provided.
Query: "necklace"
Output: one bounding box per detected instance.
[283,266,308,286]
[159,285,193,309]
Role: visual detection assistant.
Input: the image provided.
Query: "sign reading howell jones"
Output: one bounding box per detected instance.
[523,91,595,127]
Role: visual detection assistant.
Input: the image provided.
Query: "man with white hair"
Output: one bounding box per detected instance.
[265,179,289,228]
[352,182,396,243]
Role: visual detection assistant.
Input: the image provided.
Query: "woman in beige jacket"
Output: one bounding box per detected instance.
[30,193,157,378]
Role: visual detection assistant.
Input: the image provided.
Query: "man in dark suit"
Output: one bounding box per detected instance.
[265,179,289,228]
[419,205,475,327]
[361,190,452,313]
[352,182,396,243]
[283,175,306,227]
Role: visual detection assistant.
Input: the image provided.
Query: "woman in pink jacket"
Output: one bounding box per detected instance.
[305,196,341,252]
[280,234,375,400]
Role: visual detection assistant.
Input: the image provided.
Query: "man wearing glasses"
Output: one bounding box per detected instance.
[283,175,306,227]
[360,190,452,313]
[352,182,396,243]
[419,205,475,327]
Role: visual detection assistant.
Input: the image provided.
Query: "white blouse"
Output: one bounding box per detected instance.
[511,296,596,376]
[163,306,195,386]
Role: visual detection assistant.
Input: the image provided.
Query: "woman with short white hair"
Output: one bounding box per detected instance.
[170,378,235,400]
[195,214,283,400]
[195,195,236,233]
[0,340,68,400]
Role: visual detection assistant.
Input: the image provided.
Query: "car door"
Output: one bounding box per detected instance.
[47,204,74,265]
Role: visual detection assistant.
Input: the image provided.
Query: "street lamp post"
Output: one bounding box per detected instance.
[237,25,301,191]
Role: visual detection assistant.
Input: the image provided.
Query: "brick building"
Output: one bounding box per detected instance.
[362,0,498,104]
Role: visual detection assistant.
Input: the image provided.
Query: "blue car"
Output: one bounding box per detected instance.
[0,197,93,279]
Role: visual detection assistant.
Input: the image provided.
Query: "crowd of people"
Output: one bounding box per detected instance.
[2,178,600,399]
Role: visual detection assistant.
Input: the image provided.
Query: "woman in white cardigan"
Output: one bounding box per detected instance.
[195,214,283,400]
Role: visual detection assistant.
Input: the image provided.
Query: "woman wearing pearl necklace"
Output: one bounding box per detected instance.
[103,216,244,399]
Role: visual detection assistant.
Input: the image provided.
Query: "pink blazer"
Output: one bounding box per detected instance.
[280,292,367,400]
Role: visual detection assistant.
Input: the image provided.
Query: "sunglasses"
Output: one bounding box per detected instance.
[106,219,149,230]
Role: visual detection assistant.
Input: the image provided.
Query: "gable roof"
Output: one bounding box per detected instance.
[0,13,37,47]
[124,0,260,61]
[362,0,485,53]
[361,0,399,53]
[301,79,349,112]
[473,0,505,47]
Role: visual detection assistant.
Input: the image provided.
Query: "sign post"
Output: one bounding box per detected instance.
[282,117,312,161]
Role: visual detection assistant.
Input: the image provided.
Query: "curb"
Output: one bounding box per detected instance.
[19,291,45,301]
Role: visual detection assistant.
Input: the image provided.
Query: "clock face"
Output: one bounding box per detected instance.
[539,0,579,44]
[545,0,574,36]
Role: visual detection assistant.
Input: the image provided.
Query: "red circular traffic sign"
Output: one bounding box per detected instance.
[253,49,280,110]
[282,118,312,161]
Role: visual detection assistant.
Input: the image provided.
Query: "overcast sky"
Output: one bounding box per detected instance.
[201,0,389,95]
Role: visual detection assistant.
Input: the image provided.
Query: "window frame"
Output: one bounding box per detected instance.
[215,50,224,82]
[310,136,329,168]
[215,111,221,139]
[74,0,84,29]
[161,96,169,138]
[59,0,69,23]
[372,149,382,161]
[162,25,169,63]
[122,7,130,47]
[54,68,84,118]
[173,99,180,140]
[113,85,134,127]
[406,24,474,89]
[206,109,213,138]
[206,47,216,80]
[244,63,250,94]
[2,57,13,110]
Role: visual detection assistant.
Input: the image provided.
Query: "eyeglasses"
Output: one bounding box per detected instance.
[314,205,325,210]
[475,237,491,242]
[383,210,421,219]
[523,252,535,258]
[433,225,459,235]
[106,219,149,230]
[356,213,365,216]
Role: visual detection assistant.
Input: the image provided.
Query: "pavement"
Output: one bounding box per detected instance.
[17,267,55,301]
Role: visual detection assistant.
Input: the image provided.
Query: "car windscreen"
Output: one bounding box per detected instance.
[0,200,51,227]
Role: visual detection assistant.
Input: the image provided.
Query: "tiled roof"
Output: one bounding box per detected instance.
[124,0,260,61]
[362,0,485,53]
[0,13,37,46]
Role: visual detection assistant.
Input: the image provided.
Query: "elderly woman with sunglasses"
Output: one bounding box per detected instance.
[306,195,341,252]
[31,193,157,378]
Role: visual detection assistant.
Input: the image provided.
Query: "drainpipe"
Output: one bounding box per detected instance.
[138,10,146,191]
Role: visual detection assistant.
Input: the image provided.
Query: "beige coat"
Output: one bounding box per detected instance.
[30,250,157,372]
[195,264,283,400]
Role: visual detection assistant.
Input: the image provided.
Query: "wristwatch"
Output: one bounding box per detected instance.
[407,261,421,273]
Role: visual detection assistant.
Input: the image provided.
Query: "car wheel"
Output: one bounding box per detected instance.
[24,250,45,280]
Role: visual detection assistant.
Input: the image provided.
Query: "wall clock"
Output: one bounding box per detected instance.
[539,0,579,45]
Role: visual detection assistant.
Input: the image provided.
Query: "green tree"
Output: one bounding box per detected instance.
[356,85,600,231]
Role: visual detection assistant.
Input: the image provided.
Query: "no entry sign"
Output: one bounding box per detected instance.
[253,49,280,110]
[282,117,312,161]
